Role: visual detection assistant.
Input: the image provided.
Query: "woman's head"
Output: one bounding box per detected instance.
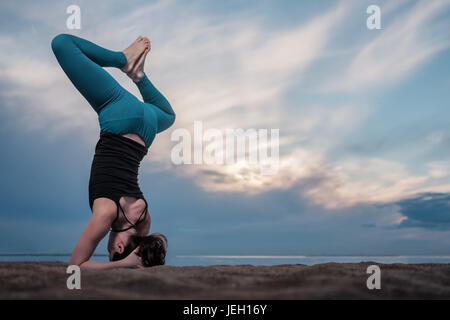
[111,233,168,267]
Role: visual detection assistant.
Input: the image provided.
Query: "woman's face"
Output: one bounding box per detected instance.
[107,231,129,261]
[107,216,151,260]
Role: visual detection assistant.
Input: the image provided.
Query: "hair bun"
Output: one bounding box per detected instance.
[138,233,167,267]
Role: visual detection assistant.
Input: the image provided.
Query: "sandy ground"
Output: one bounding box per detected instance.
[0,262,449,299]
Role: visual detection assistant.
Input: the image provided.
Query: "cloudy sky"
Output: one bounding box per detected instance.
[1,0,450,258]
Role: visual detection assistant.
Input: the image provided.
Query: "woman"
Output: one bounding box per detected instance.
[51,33,175,269]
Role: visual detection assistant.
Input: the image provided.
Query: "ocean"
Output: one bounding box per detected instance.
[1,254,450,265]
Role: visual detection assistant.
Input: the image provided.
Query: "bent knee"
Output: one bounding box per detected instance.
[168,113,176,128]
[51,33,73,54]
[156,114,175,133]
[165,113,176,131]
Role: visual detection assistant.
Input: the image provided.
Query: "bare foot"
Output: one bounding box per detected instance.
[121,37,150,74]
[127,37,151,82]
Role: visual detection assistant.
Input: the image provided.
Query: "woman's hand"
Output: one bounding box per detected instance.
[79,247,143,270]
[122,247,144,268]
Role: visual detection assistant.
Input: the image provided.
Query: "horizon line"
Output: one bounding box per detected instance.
[0,253,108,257]
[176,255,450,259]
[1,253,450,259]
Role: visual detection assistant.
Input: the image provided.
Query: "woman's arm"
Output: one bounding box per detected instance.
[70,210,122,269]
[70,210,143,270]
[78,259,127,270]
[79,249,142,270]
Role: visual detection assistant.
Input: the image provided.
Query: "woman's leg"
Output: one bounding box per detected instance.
[136,74,176,133]
[123,43,175,133]
[51,33,127,113]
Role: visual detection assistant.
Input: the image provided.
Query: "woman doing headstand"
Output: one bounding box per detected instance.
[51,33,175,269]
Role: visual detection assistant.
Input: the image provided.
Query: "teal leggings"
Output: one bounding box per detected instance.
[51,34,175,148]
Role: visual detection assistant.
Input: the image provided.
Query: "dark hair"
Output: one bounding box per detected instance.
[112,233,168,267]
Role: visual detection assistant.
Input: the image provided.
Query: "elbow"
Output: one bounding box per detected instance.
[69,254,85,267]
[69,258,82,267]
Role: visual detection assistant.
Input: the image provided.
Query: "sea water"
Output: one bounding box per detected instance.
[1,254,450,266]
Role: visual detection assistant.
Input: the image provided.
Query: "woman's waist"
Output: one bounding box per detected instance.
[95,130,148,159]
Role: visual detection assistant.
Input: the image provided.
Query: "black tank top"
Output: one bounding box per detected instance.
[88,130,149,232]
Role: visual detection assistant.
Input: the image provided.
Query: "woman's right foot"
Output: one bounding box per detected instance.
[127,38,151,83]
[121,37,150,74]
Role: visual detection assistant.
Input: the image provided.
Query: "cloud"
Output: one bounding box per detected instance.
[1,0,450,212]
[395,193,450,230]
[305,158,427,208]
[427,161,450,179]
[0,0,347,148]
[325,0,450,91]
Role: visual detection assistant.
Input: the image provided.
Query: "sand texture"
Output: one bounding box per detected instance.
[1,262,449,299]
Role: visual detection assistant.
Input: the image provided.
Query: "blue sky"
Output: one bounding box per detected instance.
[1,0,450,258]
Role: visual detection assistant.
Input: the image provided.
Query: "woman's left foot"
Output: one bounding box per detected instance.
[127,38,150,83]
[121,37,150,74]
